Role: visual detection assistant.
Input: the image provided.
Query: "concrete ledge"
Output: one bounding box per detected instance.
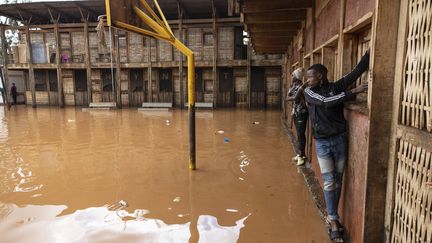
[280,115,328,224]
[184,102,214,109]
[142,102,172,108]
[89,102,116,108]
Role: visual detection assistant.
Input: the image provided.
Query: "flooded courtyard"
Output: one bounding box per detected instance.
[0,107,328,243]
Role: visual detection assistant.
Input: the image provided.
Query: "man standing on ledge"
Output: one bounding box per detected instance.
[299,50,370,242]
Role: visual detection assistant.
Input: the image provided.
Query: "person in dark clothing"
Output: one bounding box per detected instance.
[10,83,17,108]
[301,50,370,242]
[286,68,308,166]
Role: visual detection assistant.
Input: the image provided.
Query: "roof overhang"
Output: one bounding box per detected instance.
[241,0,312,54]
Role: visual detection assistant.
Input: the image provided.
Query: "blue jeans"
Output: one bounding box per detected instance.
[315,133,348,221]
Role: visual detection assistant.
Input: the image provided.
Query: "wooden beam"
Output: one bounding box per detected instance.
[84,21,92,105]
[251,36,295,42]
[175,0,189,18]
[244,0,313,13]
[384,1,409,241]
[167,17,240,25]
[16,6,46,23]
[147,38,152,102]
[247,22,302,30]
[213,15,218,108]
[0,26,10,108]
[47,8,56,23]
[245,10,307,22]
[253,43,289,48]
[322,47,335,80]
[115,29,121,108]
[54,23,64,108]
[210,0,216,17]
[228,0,235,16]
[336,0,346,77]
[253,46,287,50]
[251,31,297,37]
[74,3,99,19]
[179,17,184,108]
[254,50,286,54]
[244,18,304,24]
[25,26,36,108]
[364,0,401,242]
[44,4,76,21]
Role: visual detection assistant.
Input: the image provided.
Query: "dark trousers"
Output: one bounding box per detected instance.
[293,113,308,156]
[12,95,17,105]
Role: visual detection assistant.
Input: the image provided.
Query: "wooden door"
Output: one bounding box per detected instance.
[74,70,88,106]
[158,68,173,103]
[130,69,144,106]
[217,67,234,107]
[195,68,204,102]
[251,67,265,108]
[101,69,115,102]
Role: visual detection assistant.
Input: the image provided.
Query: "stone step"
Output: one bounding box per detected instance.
[89,102,116,108]
[142,102,173,108]
[184,102,214,109]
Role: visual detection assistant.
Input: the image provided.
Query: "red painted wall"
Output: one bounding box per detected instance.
[305,26,314,54]
[315,0,340,48]
[345,0,375,28]
[340,109,368,243]
[292,44,300,65]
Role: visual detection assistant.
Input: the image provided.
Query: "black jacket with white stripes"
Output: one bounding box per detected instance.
[304,52,370,139]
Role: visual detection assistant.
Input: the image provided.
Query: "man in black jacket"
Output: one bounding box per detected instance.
[301,51,370,242]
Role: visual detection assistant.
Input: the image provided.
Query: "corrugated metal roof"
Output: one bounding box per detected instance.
[0,0,237,24]
[0,0,105,24]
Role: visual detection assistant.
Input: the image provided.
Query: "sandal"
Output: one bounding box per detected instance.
[326,216,344,234]
[328,228,344,242]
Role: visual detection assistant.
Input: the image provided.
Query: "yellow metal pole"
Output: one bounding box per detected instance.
[187,53,196,170]
[133,6,173,40]
[113,21,172,41]
[139,0,172,36]
[170,40,195,170]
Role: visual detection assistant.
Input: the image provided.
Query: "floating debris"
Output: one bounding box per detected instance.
[252,121,260,125]
[224,137,230,143]
[216,130,225,134]
[173,196,181,203]
[134,209,150,221]
[226,209,239,213]
[118,200,128,207]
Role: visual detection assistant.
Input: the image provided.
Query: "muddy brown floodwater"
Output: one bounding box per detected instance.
[0,107,329,243]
